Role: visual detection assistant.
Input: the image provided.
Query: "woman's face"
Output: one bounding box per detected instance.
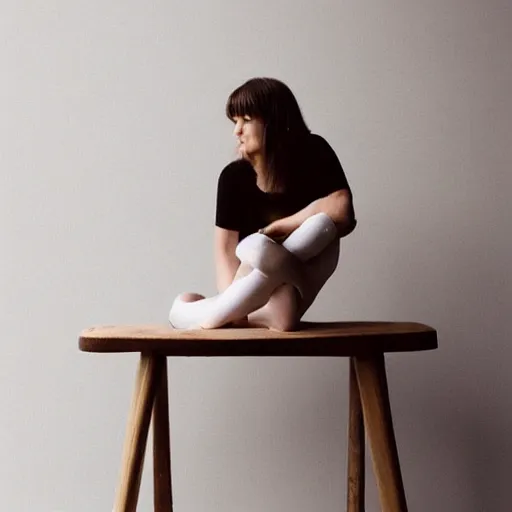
[232,115,265,159]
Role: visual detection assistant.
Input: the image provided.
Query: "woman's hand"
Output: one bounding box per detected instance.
[258,215,301,242]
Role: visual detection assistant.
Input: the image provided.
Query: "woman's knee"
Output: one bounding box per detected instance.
[236,233,299,278]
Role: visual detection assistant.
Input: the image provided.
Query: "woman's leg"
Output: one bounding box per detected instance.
[247,240,340,331]
[169,213,339,330]
[224,261,257,326]
[246,283,301,331]
[169,268,275,329]
[169,234,301,329]
[246,213,340,330]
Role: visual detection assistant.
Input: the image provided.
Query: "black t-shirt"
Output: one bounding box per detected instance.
[215,133,351,241]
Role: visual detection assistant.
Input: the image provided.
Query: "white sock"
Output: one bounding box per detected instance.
[168,213,338,329]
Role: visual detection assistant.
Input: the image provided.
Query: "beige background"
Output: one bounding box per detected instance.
[1,1,511,511]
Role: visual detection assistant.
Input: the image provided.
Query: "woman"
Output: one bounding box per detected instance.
[169,77,356,330]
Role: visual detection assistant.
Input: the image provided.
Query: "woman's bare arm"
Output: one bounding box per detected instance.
[259,189,356,240]
[214,226,241,292]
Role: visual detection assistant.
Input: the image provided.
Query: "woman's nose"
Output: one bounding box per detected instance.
[233,120,242,136]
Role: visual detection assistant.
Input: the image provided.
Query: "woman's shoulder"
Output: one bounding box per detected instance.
[219,158,253,180]
[217,159,255,196]
[300,133,342,170]
[304,133,335,154]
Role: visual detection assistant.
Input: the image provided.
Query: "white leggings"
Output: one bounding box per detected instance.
[168,212,340,329]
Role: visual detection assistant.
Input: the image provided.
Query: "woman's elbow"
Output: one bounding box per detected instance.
[331,190,356,237]
[335,216,357,238]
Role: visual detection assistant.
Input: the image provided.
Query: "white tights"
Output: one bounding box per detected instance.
[168,212,340,330]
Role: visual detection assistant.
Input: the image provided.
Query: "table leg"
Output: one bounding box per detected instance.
[347,358,365,512]
[113,354,162,512]
[354,354,408,512]
[153,357,173,512]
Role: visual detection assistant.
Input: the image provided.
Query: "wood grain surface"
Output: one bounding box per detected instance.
[347,358,365,512]
[79,321,437,356]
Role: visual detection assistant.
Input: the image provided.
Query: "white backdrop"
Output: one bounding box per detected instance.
[1,1,511,511]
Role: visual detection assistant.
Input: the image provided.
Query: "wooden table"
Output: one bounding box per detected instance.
[79,321,437,512]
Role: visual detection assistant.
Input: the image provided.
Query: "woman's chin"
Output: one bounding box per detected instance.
[239,147,257,162]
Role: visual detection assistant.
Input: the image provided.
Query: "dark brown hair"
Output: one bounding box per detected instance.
[226,77,311,193]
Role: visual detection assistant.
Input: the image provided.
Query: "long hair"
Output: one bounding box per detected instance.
[226,77,311,193]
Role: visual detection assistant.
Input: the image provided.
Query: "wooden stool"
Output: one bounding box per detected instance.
[79,321,437,512]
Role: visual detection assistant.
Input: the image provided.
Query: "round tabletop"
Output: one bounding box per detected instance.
[79,321,437,357]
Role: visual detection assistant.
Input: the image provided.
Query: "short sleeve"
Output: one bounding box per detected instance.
[215,162,245,231]
[310,134,350,197]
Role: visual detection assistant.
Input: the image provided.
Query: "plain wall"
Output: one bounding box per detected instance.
[1,1,511,511]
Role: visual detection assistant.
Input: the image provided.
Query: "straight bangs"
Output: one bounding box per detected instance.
[226,83,266,121]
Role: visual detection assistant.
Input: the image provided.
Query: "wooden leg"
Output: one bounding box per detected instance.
[153,357,173,512]
[354,355,408,512]
[347,358,365,512]
[113,354,163,512]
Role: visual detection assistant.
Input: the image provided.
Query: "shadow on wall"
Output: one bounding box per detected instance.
[398,385,512,512]
[385,216,511,512]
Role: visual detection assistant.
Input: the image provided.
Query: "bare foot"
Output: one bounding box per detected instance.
[248,284,301,331]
